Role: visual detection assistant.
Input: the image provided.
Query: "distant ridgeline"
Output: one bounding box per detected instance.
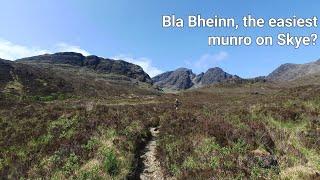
[152,58,320,91]
[17,52,152,84]
[2,52,320,92]
[152,67,241,90]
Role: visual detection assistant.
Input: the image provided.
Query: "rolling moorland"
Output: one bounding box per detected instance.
[0,53,320,179]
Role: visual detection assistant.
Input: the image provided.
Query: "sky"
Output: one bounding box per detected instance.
[0,0,319,78]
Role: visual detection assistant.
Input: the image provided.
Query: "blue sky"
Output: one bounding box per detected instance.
[0,0,319,78]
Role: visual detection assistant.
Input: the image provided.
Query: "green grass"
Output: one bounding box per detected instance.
[102,149,119,176]
[1,76,320,179]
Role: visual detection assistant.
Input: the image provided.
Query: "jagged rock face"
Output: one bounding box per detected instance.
[193,73,204,84]
[152,71,173,83]
[83,55,101,68]
[18,52,85,66]
[18,52,152,83]
[152,68,195,90]
[267,59,320,81]
[153,67,239,90]
[199,67,235,85]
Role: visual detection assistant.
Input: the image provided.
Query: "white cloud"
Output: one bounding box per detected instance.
[112,55,163,77]
[0,39,90,60]
[56,43,90,56]
[0,39,51,60]
[186,51,228,72]
[0,39,162,77]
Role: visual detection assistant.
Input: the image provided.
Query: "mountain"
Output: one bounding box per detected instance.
[17,52,152,84]
[152,67,240,90]
[152,68,195,90]
[3,54,320,179]
[197,67,239,86]
[267,59,320,81]
[0,58,74,96]
[1,53,157,97]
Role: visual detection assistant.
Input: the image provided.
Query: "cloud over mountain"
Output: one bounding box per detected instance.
[112,55,163,77]
[0,38,90,60]
[185,51,229,73]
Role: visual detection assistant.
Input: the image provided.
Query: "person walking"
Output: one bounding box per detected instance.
[174,98,181,110]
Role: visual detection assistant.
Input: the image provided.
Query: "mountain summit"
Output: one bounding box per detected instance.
[152,67,240,90]
[1,52,158,97]
[267,59,320,81]
[152,68,195,90]
[197,67,238,86]
[17,52,152,84]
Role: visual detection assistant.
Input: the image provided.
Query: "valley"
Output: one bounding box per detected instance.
[0,53,320,179]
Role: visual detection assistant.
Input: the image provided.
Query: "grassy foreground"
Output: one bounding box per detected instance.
[0,81,319,179]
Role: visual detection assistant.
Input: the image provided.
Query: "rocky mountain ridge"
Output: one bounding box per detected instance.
[153,58,320,90]
[0,53,158,97]
[267,59,320,81]
[17,52,152,84]
[152,67,240,90]
[3,52,320,91]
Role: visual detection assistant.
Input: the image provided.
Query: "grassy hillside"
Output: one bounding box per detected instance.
[157,82,320,179]
[1,62,319,179]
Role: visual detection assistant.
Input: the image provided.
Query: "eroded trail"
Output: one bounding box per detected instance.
[140,127,165,180]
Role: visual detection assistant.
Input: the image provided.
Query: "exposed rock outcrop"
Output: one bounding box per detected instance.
[267,59,320,81]
[152,68,196,90]
[198,67,238,86]
[17,52,152,83]
[152,67,240,90]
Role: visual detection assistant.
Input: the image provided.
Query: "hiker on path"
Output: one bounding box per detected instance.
[174,98,181,110]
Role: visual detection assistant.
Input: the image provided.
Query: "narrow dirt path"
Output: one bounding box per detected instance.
[140,127,165,180]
